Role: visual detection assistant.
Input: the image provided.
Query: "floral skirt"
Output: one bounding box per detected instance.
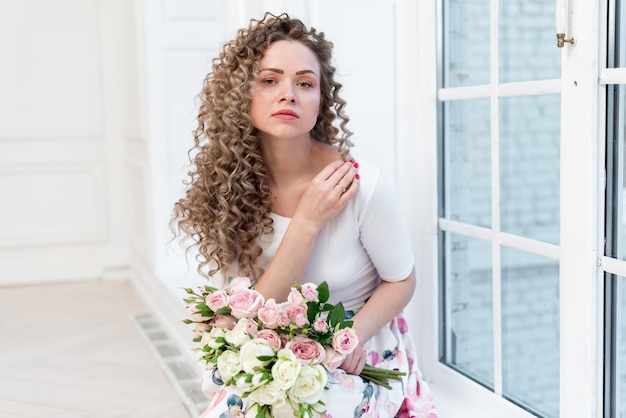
[198,312,437,418]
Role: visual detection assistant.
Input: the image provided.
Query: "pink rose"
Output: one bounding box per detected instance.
[332,327,359,355]
[277,313,291,328]
[193,322,211,339]
[285,336,326,365]
[321,346,345,371]
[313,318,328,333]
[286,304,307,320]
[287,288,304,305]
[256,329,282,350]
[206,290,228,311]
[191,312,209,322]
[294,313,309,327]
[224,276,252,295]
[228,289,264,319]
[194,322,211,333]
[246,321,259,336]
[209,314,237,330]
[300,283,318,301]
[258,298,279,329]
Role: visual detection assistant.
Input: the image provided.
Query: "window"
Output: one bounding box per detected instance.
[438,0,561,416]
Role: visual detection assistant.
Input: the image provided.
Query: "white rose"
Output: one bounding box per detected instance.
[201,327,226,350]
[239,339,275,374]
[225,318,252,347]
[271,349,302,390]
[271,401,298,418]
[288,364,327,405]
[216,349,241,381]
[233,371,270,391]
[247,381,287,407]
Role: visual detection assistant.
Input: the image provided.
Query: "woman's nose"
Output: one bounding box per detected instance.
[279,85,296,103]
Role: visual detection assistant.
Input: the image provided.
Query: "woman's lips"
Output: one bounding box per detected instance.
[272,110,299,120]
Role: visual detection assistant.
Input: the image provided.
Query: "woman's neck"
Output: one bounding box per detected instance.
[261,135,318,188]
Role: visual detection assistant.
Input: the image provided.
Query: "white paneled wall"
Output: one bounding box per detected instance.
[0,0,130,284]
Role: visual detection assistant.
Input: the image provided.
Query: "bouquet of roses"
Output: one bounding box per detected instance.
[182,277,405,417]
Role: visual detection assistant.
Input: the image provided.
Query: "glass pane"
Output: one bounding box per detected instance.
[442,0,490,87]
[616,275,626,415]
[443,232,494,388]
[500,95,560,244]
[499,0,560,83]
[443,99,491,227]
[501,248,559,418]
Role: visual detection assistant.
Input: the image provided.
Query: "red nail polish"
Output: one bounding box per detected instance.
[355,174,360,180]
[350,158,355,163]
[353,162,359,168]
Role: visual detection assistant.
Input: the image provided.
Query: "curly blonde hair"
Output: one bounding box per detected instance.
[172,13,353,280]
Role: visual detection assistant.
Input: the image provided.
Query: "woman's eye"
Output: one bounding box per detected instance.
[298,81,313,88]
[262,79,276,85]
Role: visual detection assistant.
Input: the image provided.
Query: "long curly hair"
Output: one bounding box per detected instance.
[172,13,353,281]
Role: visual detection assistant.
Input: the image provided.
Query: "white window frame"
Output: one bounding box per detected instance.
[405,0,604,416]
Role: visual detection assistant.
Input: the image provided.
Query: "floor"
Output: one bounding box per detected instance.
[0,280,195,418]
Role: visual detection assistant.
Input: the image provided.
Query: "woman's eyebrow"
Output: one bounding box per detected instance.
[260,67,284,74]
[259,68,318,77]
[296,69,318,77]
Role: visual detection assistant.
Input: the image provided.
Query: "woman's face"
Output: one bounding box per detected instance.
[250,40,322,142]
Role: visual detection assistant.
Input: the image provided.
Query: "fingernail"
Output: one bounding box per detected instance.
[349,158,355,163]
[355,174,360,180]
[353,162,359,168]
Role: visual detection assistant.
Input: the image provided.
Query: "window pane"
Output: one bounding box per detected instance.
[616,276,626,415]
[443,232,494,388]
[500,95,560,244]
[443,99,491,227]
[442,0,490,87]
[502,248,559,417]
[499,0,560,83]
[606,84,626,260]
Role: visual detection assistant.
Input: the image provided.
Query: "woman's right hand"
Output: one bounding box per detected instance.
[293,159,360,231]
[254,159,359,301]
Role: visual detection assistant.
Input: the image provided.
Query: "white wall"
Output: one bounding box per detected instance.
[0,0,131,284]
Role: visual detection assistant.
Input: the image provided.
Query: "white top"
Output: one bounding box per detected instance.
[256,159,414,309]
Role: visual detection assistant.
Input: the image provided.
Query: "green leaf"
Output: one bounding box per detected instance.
[213,306,231,315]
[321,303,334,312]
[257,355,274,361]
[317,281,329,303]
[328,302,346,327]
[307,301,320,323]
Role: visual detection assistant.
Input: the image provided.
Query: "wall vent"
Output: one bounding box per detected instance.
[132,313,210,417]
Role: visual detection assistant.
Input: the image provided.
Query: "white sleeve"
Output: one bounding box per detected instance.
[358,171,415,282]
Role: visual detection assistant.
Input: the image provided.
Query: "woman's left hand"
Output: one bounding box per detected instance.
[339,344,367,375]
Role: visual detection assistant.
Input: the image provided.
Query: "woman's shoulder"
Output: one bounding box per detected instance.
[353,157,382,196]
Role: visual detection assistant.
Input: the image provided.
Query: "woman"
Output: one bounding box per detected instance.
[172,13,437,417]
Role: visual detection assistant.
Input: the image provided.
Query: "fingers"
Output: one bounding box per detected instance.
[340,345,367,375]
[293,158,360,229]
[324,159,359,196]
